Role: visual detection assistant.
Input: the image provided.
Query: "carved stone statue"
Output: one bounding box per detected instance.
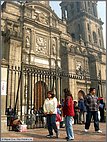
[26,36,30,47]
[52,38,56,55]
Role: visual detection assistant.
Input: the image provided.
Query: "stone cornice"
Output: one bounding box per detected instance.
[24,17,60,34]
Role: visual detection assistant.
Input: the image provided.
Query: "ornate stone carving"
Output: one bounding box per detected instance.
[76,61,82,71]
[52,18,56,27]
[1,20,5,32]
[35,36,48,55]
[38,13,49,25]
[34,12,39,21]
[25,29,31,48]
[82,49,88,55]
[75,45,82,54]
[24,8,32,18]
[52,38,56,55]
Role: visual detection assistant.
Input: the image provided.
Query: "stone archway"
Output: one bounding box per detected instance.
[35,81,48,111]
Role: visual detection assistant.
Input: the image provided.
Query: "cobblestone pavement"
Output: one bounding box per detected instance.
[1,123,106,142]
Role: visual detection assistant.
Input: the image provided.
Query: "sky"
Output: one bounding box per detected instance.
[50,1,106,48]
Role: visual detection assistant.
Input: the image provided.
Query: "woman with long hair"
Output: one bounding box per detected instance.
[62,88,75,141]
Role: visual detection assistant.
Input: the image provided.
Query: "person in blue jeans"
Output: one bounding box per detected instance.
[78,92,87,124]
[62,88,75,141]
[84,88,102,133]
[43,91,58,138]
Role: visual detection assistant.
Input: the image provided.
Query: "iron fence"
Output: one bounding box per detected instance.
[6,65,87,128]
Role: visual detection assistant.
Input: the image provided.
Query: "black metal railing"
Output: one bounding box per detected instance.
[5,65,88,128]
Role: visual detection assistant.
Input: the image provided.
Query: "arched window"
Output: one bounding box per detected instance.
[93,31,97,43]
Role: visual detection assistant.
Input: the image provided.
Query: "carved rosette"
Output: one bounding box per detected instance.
[35,36,48,55]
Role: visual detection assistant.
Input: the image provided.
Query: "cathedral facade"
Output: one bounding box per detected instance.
[1,1,106,122]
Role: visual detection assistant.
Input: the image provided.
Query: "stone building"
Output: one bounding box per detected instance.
[1,1,106,127]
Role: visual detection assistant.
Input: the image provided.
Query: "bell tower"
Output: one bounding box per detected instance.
[60,1,104,49]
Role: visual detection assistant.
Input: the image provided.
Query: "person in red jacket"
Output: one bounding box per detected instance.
[63,88,75,141]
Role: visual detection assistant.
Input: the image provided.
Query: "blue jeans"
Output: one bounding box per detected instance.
[47,114,58,135]
[65,116,74,139]
[85,111,99,131]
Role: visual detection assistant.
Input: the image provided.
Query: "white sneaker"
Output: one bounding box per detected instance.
[96,130,102,133]
[85,129,88,132]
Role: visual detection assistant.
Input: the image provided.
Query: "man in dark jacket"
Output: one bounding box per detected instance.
[84,88,102,133]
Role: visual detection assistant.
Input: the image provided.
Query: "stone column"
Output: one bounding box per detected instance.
[81,19,88,42]
[1,63,8,132]
[81,1,85,11]
[31,29,35,53]
[67,5,71,19]
[61,7,66,21]
[95,3,98,17]
[84,2,88,12]
[100,26,104,48]
[50,13,53,26]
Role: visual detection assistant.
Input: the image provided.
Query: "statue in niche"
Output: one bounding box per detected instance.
[76,61,83,75]
[52,38,56,55]
[76,61,82,71]
[25,29,30,48]
[26,36,30,48]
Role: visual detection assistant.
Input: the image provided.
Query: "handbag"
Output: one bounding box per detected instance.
[56,113,62,122]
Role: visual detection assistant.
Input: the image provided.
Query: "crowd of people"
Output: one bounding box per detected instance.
[43,87,105,141]
[6,87,105,140]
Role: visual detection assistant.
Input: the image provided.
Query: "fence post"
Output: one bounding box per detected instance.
[1,60,8,132]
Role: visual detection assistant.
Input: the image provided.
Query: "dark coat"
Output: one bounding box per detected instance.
[78,99,87,112]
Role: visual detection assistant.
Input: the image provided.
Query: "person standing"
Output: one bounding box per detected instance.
[43,91,58,138]
[73,101,79,124]
[84,88,102,133]
[98,97,105,122]
[78,90,87,124]
[62,88,75,141]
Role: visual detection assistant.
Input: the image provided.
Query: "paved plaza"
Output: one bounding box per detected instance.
[1,123,106,141]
